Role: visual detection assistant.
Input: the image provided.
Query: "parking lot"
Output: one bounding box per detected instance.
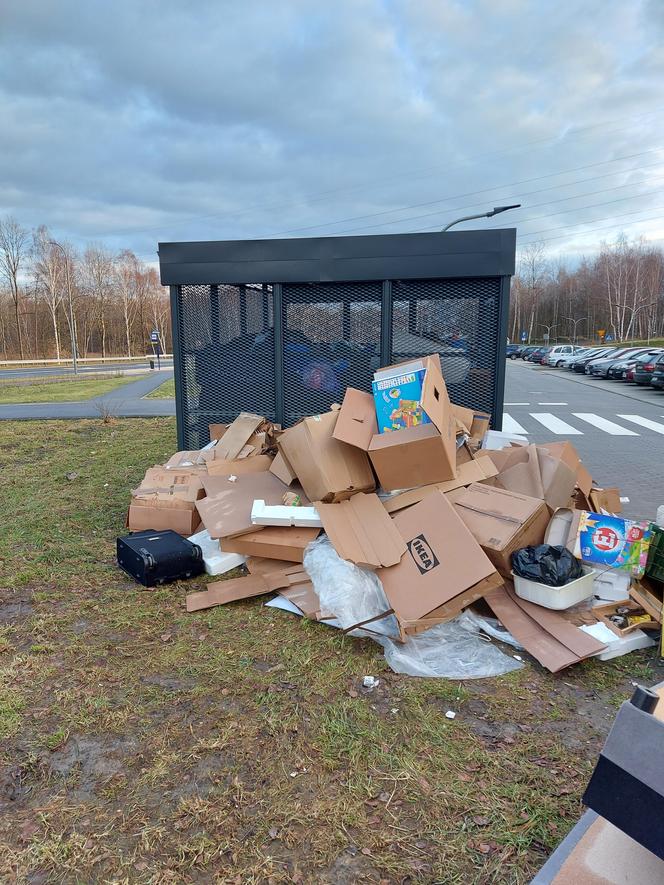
[504,359,664,520]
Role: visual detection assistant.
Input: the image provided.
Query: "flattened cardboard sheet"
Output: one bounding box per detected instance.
[316,492,406,568]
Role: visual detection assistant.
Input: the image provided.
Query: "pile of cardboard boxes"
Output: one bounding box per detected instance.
[126,354,663,674]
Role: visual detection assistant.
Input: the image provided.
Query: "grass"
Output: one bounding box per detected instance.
[0,416,662,883]
[145,376,175,398]
[0,374,148,404]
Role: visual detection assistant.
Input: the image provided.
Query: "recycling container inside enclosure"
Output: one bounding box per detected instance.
[158,229,516,449]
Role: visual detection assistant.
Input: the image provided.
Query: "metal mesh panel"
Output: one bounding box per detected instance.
[282,281,382,424]
[176,283,275,448]
[391,277,501,415]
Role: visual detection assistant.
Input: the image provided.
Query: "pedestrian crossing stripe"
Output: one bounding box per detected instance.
[500,411,664,436]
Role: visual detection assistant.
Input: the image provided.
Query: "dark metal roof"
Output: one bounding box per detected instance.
[158,229,516,285]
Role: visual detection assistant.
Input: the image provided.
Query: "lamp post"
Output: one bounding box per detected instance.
[563,315,588,345]
[441,204,521,232]
[538,323,557,345]
[49,240,77,374]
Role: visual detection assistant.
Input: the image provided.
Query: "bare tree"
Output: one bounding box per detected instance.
[518,241,549,343]
[83,243,114,357]
[114,250,139,357]
[32,226,64,359]
[0,216,29,358]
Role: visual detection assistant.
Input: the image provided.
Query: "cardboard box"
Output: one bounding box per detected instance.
[316,492,406,568]
[538,440,593,496]
[334,359,457,491]
[277,408,375,503]
[197,472,304,539]
[208,423,227,440]
[451,483,550,576]
[220,526,321,562]
[486,444,576,512]
[589,487,622,514]
[269,450,298,485]
[207,454,274,476]
[215,412,265,460]
[630,577,664,624]
[375,490,500,639]
[127,502,201,536]
[575,512,652,576]
[383,452,498,514]
[186,567,309,612]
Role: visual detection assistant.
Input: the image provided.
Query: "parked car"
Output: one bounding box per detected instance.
[634,352,664,385]
[555,347,592,368]
[588,348,654,379]
[570,347,617,373]
[651,355,664,389]
[542,344,582,367]
[608,349,664,380]
[506,344,522,359]
[520,345,539,360]
[528,346,552,364]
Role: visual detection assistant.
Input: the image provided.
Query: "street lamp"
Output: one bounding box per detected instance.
[563,315,588,345]
[49,240,77,374]
[538,323,557,345]
[441,204,521,232]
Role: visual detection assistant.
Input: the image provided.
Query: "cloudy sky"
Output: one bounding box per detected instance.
[1,0,663,266]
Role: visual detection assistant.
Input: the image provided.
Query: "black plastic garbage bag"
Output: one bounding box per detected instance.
[512,545,583,587]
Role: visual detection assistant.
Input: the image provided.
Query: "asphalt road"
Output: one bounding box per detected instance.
[0,359,173,379]
[503,360,664,521]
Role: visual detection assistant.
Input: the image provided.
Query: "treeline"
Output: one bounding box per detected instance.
[0,215,171,361]
[510,235,664,344]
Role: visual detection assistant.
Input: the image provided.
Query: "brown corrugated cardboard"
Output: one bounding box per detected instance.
[589,487,622,514]
[451,483,549,576]
[629,578,663,624]
[509,589,606,657]
[127,502,201,536]
[269,450,298,485]
[207,454,274,476]
[220,526,321,562]
[197,472,302,539]
[278,409,375,503]
[451,404,475,434]
[539,440,593,496]
[383,453,499,514]
[245,556,301,575]
[215,412,264,460]
[164,450,210,469]
[333,358,457,491]
[316,492,406,568]
[208,423,227,440]
[186,569,307,612]
[396,573,504,636]
[135,470,205,502]
[376,490,498,633]
[470,411,491,444]
[487,444,576,511]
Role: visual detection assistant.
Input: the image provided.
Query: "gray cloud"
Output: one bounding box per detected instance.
[0,0,662,264]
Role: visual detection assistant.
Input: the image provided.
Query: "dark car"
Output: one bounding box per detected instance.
[651,354,664,389]
[520,345,538,360]
[506,344,522,359]
[634,352,664,386]
[527,346,552,364]
[588,348,653,379]
[569,347,615,373]
[608,349,664,380]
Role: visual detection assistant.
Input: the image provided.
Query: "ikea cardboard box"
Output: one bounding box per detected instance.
[334,356,457,491]
[277,409,375,503]
[128,471,204,535]
[451,483,550,577]
[376,490,501,639]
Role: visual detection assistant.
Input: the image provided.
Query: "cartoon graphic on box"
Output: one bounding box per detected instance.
[575,512,652,576]
[372,369,431,433]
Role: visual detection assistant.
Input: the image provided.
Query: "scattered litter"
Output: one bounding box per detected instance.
[445,710,456,720]
[116,350,663,681]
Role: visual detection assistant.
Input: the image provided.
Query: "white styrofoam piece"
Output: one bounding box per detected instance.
[512,567,596,610]
[482,429,528,450]
[188,529,246,576]
[592,569,632,603]
[251,499,322,528]
[581,622,655,660]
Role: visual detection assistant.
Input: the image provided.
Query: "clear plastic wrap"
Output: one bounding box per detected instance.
[376,615,523,679]
[303,537,522,678]
[303,536,399,637]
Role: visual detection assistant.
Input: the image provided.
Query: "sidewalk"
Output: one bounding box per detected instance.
[0,371,175,420]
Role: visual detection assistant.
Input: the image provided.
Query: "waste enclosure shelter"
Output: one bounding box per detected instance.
[159,229,516,449]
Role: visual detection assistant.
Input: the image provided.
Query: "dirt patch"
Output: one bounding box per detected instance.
[47,735,140,799]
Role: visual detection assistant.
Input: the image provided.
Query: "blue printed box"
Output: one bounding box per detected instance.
[372,368,431,434]
[576,512,652,576]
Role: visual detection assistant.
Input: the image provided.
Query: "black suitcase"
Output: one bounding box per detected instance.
[117,529,204,587]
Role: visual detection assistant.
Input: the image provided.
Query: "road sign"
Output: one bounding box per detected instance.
[150,330,159,342]
[606,334,613,342]
[543,333,550,342]
[521,331,527,342]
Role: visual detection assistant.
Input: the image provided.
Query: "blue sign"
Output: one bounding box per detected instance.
[605,334,613,342]
[150,330,159,342]
[521,331,527,342]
